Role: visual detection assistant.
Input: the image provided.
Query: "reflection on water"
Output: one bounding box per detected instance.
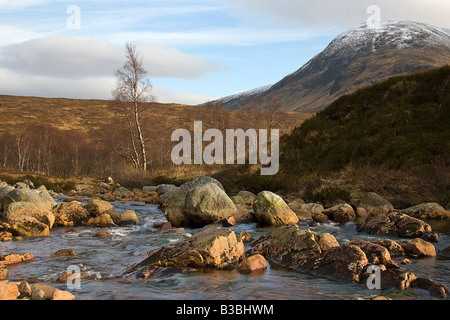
[1,198,449,300]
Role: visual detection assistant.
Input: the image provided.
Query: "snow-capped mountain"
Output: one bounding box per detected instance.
[212,21,450,112]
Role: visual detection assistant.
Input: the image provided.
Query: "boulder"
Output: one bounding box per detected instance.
[253,191,299,226]
[31,283,76,300]
[18,281,32,299]
[3,201,55,228]
[112,187,134,199]
[165,205,189,227]
[85,198,120,224]
[184,183,238,227]
[401,203,450,220]
[293,203,324,221]
[358,192,394,216]
[9,216,50,237]
[0,253,34,265]
[143,186,157,192]
[349,239,397,267]
[3,188,56,212]
[160,177,224,209]
[402,238,436,257]
[125,228,245,276]
[236,191,256,207]
[0,231,13,242]
[120,210,139,223]
[86,214,115,227]
[0,185,15,211]
[0,265,8,280]
[372,240,405,257]
[247,224,365,283]
[357,212,433,240]
[322,203,356,223]
[0,283,19,300]
[230,195,245,206]
[52,201,90,227]
[50,249,77,258]
[237,254,267,274]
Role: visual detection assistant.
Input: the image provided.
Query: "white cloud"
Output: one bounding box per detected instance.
[0,0,45,10]
[109,27,318,47]
[0,36,227,79]
[225,0,450,29]
[0,67,215,105]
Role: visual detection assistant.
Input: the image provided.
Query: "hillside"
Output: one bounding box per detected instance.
[214,21,450,112]
[216,66,450,208]
[0,94,311,180]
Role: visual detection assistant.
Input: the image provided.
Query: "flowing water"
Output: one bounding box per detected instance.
[1,197,449,300]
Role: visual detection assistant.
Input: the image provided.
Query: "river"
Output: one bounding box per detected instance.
[2,197,449,300]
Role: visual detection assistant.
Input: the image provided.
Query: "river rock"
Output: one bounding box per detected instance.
[0,265,8,280]
[86,214,115,227]
[2,188,56,212]
[0,231,13,242]
[402,238,436,257]
[349,239,397,267]
[230,195,245,206]
[85,198,120,224]
[0,283,19,300]
[0,185,15,212]
[120,210,139,223]
[18,281,31,299]
[295,203,325,221]
[52,201,90,227]
[237,254,267,274]
[31,283,76,300]
[253,191,299,226]
[358,192,394,216]
[162,176,228,227]
[401,203,450,220]
[323,203,356,223]
[236,191,256,207]
[0,253,34,265]
[357,212,433,240]
[184,183,238,227]
[372,240,405,257]
[112,187,135,199]
[125,228,245,276]
[247,224,369,283]
[3,201,55,228]
[9,216,50,237]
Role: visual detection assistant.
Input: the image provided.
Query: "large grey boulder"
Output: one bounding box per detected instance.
[253,191,299,226]
[358,192,394,216]
[184,183,238,226]
[3,188,56,212]
[3,201,55,228]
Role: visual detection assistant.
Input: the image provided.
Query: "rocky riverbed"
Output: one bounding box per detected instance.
[0,176,449,300]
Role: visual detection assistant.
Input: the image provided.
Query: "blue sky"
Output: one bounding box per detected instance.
[0,0,449,104]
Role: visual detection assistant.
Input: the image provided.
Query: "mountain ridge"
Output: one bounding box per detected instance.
[211,21,450,112]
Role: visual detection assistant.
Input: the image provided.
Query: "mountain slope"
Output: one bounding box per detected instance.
[215,21,450,112]
[214,66,450,207]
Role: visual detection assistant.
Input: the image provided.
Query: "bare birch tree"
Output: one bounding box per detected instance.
[112,43,154,172]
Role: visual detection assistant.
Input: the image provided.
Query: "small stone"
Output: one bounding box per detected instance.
[50,249,77,257]
[95,229,112,238]
[237,254,267,274]
[18,281,32,298]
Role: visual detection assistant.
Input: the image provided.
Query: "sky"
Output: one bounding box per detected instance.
[0,0,449,105]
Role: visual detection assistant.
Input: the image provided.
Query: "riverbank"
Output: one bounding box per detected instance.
[0,176,449,300]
